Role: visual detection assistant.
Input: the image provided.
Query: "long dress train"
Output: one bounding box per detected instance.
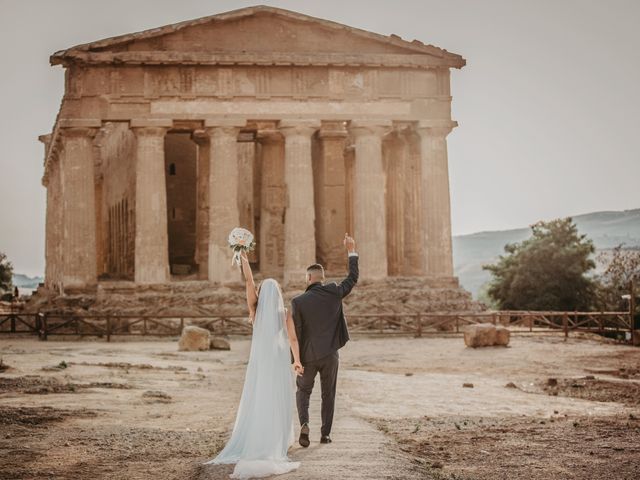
[203,278,300,479]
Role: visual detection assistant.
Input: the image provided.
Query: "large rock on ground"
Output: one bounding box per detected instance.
[495,325,511,346]
[210,335,231,351]
[464,323,499,348]
[178,326,211,351]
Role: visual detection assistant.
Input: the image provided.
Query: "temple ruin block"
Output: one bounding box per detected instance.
[39,6,471,302]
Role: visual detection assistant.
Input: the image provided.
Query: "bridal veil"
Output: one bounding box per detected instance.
[203,278,299,479]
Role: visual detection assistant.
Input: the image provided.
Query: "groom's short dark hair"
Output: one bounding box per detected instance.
[306,263,324,275]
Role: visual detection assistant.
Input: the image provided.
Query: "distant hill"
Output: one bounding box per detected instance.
[11,273,44,292]
[453,208,640,298]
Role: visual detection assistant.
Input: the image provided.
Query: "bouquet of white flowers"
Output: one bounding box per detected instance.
[228,227,256,266]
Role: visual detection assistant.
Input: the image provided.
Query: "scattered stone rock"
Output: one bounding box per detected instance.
[547,378,558,387]
[141,390,172,403]
[210,335,231,351]
[463,383,474,388]
[464,323,510,347]
[464,323,496,347]
[0,357,10,372]
[405,372,413,377]
[505,382,517,388]
[42,361,69,372]
[178,326,211,351]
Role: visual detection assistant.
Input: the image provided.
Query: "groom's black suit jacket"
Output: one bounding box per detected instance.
[291,255,359,365]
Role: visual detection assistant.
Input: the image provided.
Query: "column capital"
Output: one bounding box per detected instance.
[278,120,320,138]
[415,120,458,138]
[131,126,168,138]
[349,120,392,138]
[191,129,209,145]
[59,126,99,139]
[203,125,241,140]
[256,129,283,143]
[318,121,348,139]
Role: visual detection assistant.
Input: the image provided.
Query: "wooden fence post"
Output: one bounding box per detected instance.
[416,315,422,338]
[42,313,48,341]
[598,312,604,334]
[630,279,637,346]
[563,313,568,340]
[106,317,111,342]
[35,313,42,338]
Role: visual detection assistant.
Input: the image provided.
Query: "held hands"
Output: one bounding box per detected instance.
[293,361,304,376]
[343,233,356,253]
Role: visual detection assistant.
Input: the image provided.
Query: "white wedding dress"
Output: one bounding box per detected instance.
[203,278,300,479]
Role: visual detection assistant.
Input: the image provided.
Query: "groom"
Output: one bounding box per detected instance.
[291,233,359,447]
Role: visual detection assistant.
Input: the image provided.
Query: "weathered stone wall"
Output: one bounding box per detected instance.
[164,133,197,273]
[258,135,286,278]
[97,122,136,279]
[44,158,63,291]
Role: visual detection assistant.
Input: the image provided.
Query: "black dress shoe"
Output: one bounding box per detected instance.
[299,423,310,448]
[320,435,332,444]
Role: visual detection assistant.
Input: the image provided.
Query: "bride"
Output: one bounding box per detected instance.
[203,250,304,479]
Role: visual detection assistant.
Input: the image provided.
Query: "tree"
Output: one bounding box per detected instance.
[595,244,640,311]
[0,252,13,293]
[482,218,596,311]
[476,281,500,309]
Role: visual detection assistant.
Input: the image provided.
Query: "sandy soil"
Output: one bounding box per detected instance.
[0,332,639,479]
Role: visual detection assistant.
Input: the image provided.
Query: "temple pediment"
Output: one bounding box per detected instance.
[51,5,465,68]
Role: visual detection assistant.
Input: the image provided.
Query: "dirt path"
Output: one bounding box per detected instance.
[199,390,426,480]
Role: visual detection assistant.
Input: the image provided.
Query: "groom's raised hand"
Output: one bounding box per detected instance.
[344,233,356,254]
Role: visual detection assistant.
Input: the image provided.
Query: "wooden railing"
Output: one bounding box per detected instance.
[345,310,632,338]
[0,309,634,343]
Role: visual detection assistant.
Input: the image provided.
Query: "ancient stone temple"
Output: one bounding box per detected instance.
[39,6,479,314]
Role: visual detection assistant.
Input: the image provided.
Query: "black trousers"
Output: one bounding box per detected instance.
[296,350,339,437]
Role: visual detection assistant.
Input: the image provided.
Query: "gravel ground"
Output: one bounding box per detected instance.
[0,333,638,479]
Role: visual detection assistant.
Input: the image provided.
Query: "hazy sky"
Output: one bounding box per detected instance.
[1,0,639,277]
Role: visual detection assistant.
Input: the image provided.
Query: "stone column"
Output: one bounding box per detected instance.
[192,130,210,279]
[257,129,285,278]
[416,123,455,277]
[131,122,170,284]
[204,120,243,283]
[344,144,355,237]
[279,120,320,285]
[237,141,256,238]
[383,131,405,276]
[42,136,64,291]
[349,121,391,280]
[58,126,99,288]
[315,121,348,273]
[404,130,426,276]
